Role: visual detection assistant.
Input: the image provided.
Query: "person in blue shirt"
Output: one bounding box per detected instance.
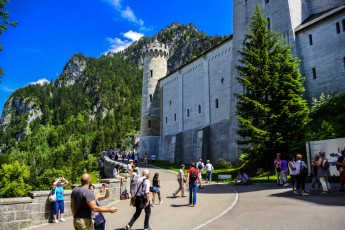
[52,177,69,223]
[234,171,250,185]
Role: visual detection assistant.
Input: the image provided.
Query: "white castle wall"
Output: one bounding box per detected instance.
[296,9,345,102]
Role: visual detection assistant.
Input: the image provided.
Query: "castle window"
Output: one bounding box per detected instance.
[265,0,269,4]
[309,34,313,46]
[149,94,152,102]
[336,22,340,34]
[187,109,190,117]
[169,100,172,106]
[198,105,201,114]
[148,120,151,128]
[165,116,168,124]
[342,19,345,32]
[215,99,219,109]
[267,18,271,30]
[343,57,345,69]
[150,70,153,77]
[221,77,224,84]
[174,113,176,121]
[312,68,316,79]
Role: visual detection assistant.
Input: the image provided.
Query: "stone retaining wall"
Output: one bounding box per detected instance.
[0,178,129,230]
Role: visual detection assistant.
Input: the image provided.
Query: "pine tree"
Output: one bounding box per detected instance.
[235,5,309,165]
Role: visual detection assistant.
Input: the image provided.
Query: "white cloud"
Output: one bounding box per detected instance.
[29,78,49,86]
[105,0,144,26]
[105,30,144,53]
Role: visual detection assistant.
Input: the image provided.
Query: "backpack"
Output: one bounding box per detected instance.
[322,159,330,168]
[300,161,308,175]
[189,169,198,181]
[198,163,203,170]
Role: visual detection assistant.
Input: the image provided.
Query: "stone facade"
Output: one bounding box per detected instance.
[139,1,345,163]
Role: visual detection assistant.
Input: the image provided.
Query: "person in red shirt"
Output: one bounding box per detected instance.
[186,162,200,207]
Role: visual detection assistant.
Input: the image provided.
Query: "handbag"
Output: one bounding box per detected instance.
[94,213,106,227]
[48,190,56,202]
[149,186,154,192]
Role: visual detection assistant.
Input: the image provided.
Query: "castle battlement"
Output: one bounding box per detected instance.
[142,38,169,59]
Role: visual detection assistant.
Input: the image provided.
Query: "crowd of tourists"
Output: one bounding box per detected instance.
[274,150,345,195]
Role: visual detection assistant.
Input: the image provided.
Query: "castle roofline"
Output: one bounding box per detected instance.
[295,4,345,32]
[159,35,233,82]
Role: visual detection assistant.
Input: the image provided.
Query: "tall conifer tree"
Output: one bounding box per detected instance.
[235,5,309,164]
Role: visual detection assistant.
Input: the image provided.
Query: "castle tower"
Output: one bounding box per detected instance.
[139,38,169,157]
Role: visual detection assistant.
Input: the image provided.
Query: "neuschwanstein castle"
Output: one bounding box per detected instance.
[139,0,345,163]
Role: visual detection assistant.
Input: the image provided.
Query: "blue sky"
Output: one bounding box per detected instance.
[0,0,233,114]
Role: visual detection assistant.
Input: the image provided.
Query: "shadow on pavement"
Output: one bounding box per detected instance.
[170,204,190,207]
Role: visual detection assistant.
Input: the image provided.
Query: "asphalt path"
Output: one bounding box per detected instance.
[32,165,345,230]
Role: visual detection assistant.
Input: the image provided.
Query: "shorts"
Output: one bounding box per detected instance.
[54,200,64,215]
[73,218,93,230]
[152,186,160,193]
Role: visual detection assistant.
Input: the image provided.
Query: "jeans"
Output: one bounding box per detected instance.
[311,176,321,189]
[189,182,198,205]
[54,200,64,215]
[296,173,306,192]
[128,195,151,228]
[206,171,212,182]
[290,175,296,189]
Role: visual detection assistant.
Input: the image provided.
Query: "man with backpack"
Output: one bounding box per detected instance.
[186,162,200,207]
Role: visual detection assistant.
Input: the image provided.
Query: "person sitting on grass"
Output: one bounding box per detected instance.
[234,171,251,185]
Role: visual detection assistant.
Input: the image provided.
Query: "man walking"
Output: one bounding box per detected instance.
[70,173,117,230]
[186,162,199,207]
[126,169,152,230]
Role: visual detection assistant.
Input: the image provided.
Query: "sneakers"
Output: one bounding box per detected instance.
[144,227,152,230]
[53,220,59,223]
[320,191,327,195]
[58,218,65,222]
[159,201,163,205]
[301,192,309,196]
[150,204,155,207]
[125,224,131,230]
[172,193,177,197]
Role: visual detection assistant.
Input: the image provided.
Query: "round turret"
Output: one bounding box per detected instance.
[139,38,168,157]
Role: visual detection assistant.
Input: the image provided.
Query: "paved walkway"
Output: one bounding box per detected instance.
[32,166,345,230]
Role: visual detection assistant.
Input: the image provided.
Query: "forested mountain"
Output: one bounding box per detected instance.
[0,23,228,197]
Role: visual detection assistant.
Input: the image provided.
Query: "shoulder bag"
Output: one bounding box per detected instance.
[130,179,146,207]
[48,189,56,202]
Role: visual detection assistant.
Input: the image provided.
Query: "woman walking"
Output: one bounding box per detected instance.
[173,164,185,197]
[311,154,322,191]
[288,155,296,193]
[52,177,69,223]
[151,173,162,207]
[317,151,331,194]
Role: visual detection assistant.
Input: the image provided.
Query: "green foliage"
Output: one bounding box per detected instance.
[0,161,32,197]
[217,158,232,169]
[0,0,18,79]
[235,5,309,167]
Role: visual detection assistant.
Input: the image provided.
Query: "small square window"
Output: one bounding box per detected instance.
[336,22,340,34]
[309,34,313,46]
[312,68,316,79]
[265,0,269,4]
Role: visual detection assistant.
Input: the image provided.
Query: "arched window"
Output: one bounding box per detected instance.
[165,116,168,124]
[187,109,190,117]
